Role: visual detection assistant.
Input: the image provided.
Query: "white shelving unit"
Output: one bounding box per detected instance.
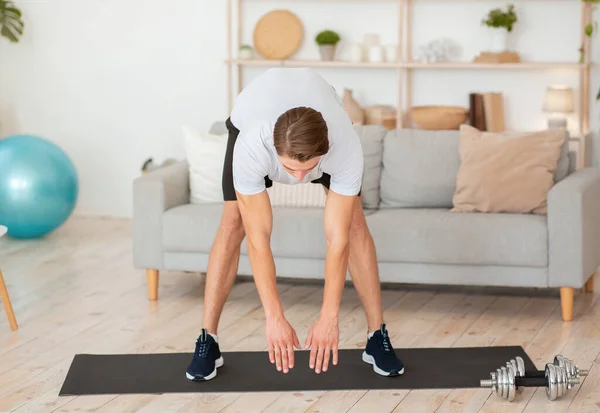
[225,0,593,145]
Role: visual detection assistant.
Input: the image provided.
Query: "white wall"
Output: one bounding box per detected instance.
[0,0,598,218]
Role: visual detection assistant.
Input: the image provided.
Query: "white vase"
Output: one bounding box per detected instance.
[363,33,380,48]
[350,44,364,62]
[488,27,508,52]
[368,45,384,63]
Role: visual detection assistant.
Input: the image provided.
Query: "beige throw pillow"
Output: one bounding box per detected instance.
[452,124,565,215]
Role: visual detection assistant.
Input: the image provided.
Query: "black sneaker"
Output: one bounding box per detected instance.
[362,323,404,376]
[186,329,224,381]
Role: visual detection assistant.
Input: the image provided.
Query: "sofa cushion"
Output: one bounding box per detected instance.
[380,129,461,208]
[379,128,571,209]
[182,125,228,204]
[164,204,548,267]
[452,125,565,215]
[163,203,223,253]
[267,182,327,208]
[163,203,328,259]
[366,208,547,267]
[355,125,386,210]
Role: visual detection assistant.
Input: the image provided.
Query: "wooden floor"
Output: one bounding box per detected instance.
[0,217,599,413]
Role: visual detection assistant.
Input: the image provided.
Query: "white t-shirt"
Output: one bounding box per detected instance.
[229,68,363,197]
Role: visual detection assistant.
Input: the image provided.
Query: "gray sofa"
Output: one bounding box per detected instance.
[132,125,600,321]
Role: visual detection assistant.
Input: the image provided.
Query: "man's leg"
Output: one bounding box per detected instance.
[202,200,246,335]
[320,185,402,376]
[346,197,384,333]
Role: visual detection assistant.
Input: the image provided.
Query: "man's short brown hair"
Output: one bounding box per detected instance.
[273,107,329,162]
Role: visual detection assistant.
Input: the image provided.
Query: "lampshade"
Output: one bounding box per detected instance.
[543,86,574,113]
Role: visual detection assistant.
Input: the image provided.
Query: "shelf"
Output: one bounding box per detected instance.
[404,61,587,70]
[227,59,586,70]
[227,59,397,68]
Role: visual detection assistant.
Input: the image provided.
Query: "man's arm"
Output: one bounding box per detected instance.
[236,190,301,373]
[321,190,356,316]
[305,189,357,374]
[321,127,363,316]
[306,119,364,374]
[231,124,282,317]
[235,190,282,319]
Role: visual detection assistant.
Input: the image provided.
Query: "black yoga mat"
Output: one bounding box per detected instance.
[59,346,535,396]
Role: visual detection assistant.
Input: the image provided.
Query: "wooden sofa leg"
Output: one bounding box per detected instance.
[560,287,574,321]
[585,274,595,293]
[147,269,159,301]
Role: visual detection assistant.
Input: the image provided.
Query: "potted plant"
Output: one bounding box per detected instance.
[1,0,24,43]
[481,4,517,53]
[238,44,254,60]
[315,30,340,61]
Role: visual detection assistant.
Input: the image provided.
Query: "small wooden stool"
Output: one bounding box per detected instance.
[0,226,18,331]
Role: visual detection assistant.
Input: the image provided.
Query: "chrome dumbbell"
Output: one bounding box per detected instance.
[480,356,584,402]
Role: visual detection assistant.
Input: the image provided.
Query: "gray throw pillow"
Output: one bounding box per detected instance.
[354,125,387,210]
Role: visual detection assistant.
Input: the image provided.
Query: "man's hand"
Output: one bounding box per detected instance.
[305,314,340,374]
[266,315,301,373]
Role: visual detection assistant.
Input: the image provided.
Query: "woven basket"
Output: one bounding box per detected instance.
[253,10,303,60]
[409,106,469,130]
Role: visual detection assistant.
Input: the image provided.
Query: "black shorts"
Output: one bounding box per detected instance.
[222,117,345,201]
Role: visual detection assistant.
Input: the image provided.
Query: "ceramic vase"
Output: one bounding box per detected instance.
[350,44,364,62]
[342,89,365,125]
[363,33,380,48]
[488,27,508,52]
[368,45,384,63]
[319,45,336,61]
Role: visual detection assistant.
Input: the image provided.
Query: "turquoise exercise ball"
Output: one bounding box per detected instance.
[0,134,79,239]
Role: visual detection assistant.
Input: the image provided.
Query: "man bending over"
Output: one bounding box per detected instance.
[186,67,404,381]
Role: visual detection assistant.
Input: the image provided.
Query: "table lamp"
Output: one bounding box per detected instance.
[542,85,574,129]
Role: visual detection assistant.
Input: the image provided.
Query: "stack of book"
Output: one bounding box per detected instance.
[468,92,506,132]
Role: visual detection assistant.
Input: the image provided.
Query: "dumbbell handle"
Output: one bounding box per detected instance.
[515,376,548,387]
[479,369,546,388]
[524,368,588,379]
[524,370,545,379]
[479,376,548,388]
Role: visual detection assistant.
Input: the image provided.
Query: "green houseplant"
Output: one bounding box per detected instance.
[238,44,253,60]
[0,0,24,43]
[481,4,517,52]
[315,30,341,61]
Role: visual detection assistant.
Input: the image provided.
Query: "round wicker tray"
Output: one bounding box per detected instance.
[253,10,303,60]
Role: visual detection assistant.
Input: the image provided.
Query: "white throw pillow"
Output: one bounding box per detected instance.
[182,125,228,204]
[267,181,327,208]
